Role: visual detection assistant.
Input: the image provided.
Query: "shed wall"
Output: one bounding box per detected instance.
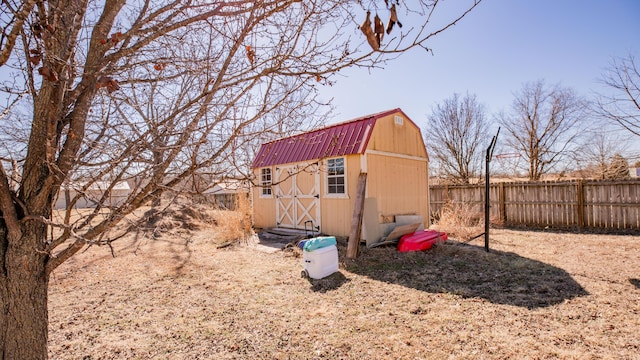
[252,167,276,229]
[366,113,427,158]
[365,153,429,226]
[319,155,361,236]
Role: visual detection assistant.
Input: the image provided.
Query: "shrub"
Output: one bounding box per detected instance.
[433,202,483,240]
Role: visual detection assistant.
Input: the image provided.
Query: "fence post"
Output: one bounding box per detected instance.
[576,179,585,229]
[444,184,449,203]
[498,182,506,224]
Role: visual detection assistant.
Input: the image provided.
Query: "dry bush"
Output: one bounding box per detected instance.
[210,194,253,244]
[433,202,482,240]
[490,214,505,228]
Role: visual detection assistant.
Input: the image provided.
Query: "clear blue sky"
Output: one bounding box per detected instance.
[319,0,640,128]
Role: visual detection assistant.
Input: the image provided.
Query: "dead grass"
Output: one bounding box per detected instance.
[433,202,483,240]
[212,193,253,243]
[48,215,640,359]
[433,201,508,241]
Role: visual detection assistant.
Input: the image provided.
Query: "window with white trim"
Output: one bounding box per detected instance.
[261,168,272,196]
[327,158,345,194]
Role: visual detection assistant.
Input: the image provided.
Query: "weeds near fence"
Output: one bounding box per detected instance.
[433,202,482,240]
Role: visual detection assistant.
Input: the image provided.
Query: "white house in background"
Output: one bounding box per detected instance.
[630,168,640,178]
[54,181,132,210]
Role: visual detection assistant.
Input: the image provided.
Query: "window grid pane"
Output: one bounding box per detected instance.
[327,158,345,194]
[261,168,272,196]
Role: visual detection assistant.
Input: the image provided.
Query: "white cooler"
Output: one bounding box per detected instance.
[302,244,338,279]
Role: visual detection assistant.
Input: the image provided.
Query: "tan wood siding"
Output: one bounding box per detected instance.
[366,113,427,158]
[366,154,429,225]
[252,168,276,229]
[319,155,361,236]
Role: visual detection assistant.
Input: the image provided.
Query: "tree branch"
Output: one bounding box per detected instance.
[0,161,22,240]
[0,0,36,67]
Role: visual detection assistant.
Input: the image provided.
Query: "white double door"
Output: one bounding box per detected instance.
[274,164,321,231]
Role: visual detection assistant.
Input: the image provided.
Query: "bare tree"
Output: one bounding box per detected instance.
[425,93,489,184]
[498,80,589,181]
[0,0,483,358]
[574,131,629,179]
[596,53,640,136]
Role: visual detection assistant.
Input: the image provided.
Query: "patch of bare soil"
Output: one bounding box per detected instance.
[48,227,640,359]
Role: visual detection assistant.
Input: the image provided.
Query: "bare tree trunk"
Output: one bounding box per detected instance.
[1,224,49,360]
[0,226,5,359]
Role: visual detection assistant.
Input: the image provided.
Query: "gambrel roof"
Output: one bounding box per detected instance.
[252,108,411,168]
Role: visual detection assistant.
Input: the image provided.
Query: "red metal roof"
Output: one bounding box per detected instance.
[252,108,404,168]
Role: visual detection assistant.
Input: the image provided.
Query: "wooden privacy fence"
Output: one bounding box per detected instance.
[429,180,640,231]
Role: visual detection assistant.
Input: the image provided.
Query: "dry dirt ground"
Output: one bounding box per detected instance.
[48,215,640,359]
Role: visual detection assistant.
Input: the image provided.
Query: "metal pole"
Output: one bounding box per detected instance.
[484,146,491,252]
[485,128,500,253]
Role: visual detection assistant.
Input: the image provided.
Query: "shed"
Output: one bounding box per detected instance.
[251,108,429,245]
[201,180,250,210]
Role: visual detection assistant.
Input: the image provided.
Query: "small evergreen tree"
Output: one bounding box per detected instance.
[605,153,630,179]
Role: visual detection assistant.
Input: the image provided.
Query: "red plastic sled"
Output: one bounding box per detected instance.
[397,230,448,252]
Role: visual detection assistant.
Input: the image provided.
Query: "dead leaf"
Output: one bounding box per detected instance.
[360,11,379,51]
[97,76,120,93]
[386,4,403,35]
[245,45,255,65]
[110,31,123,44]
[374,14,384,47]
[38,66,59,82]
[29,49,42,66]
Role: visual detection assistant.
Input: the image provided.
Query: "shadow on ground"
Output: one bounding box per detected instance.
[305,271,350,293]
[342,240,589,309]
[630,278,640,289]
[255,230,305,252]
